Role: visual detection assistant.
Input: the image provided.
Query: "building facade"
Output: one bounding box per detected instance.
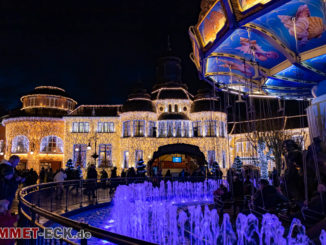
[63,54,229,174]
[2,86,77,172]
[1,54,310,174]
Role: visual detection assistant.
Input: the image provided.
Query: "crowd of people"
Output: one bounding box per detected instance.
[212,138,326,240]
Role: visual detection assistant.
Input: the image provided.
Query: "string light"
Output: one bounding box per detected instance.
[4,119,64,171]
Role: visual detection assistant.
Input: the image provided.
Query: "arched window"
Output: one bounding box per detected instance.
[168,104,172,112]
[12,135,29,153]
[40,136,63,153]
[174,104,178,112]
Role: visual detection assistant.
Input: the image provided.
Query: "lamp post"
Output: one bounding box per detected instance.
[88,133,99,166]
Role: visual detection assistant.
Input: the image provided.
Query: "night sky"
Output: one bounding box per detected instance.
[0,0,202,111]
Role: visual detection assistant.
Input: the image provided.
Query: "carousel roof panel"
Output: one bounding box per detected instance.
[213,28,287,69]
[303,54,326,74]
[206,56,257,78]
[251,0,326,54]
[264,78,315,88]
[277,64,324,81]
[190,0,326,99]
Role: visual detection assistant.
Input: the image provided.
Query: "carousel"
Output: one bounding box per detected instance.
[189,0,326,240]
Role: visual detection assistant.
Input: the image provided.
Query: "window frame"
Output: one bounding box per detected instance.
[123,151,129,169]
[183,121,189,137]
[207,150,216,168]
[73,144,87,168]
[40,135,63,153]
[98,122,115,133]
[98,144,112,167]
[123,121,131,137]
[192,121,202,137]
[133,120,145,137]
[72,122,89,133]
[11,135,29,153]
[148,121,156,137]
[158,121,166,137]
[135,150,143,164]
[175,121,182,137]
[205,120,217,137]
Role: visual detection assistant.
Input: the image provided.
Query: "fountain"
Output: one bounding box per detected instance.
[106,180,326,244]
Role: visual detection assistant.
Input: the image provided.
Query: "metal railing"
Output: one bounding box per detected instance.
[18,176,224,244]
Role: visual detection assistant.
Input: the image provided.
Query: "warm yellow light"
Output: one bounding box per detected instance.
[238,0,272,12]
[4,118,65,172]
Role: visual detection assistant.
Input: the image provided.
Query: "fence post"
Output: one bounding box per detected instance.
[80,179,83,208]
[65,183,68,212]
[31,208,36,245]
[37,191,41,222]
[95,180,98,205]
[50,185,53,212]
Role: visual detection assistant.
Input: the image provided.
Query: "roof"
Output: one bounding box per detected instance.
[122,87,156,113]
[190,0,326,99]
[68,105,122,117]
[158,112,189,120]
[228,115,308,134]
[151,86,193,100]
[23,86,72,98]
[3,108,69,118]
[122,100,156,113]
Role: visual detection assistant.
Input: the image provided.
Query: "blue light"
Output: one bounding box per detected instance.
[172,157,182,163]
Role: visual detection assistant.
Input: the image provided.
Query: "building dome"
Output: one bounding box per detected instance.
[122,87,156,113]
[191,87,220,113]
[152,86,193,100]
[152,48,193,101]
[20,85,77,114]
[158,112,189,120]
[27,86,71,97]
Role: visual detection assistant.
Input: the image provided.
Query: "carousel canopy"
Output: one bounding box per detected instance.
[189,0,326,99]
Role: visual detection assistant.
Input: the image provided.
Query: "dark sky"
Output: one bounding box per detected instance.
[0,0,202,111]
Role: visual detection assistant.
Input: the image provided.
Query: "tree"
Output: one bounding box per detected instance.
[257,140,272,180]
[245,117,295,176]
[232,156,243,172]
[66,159,74,169]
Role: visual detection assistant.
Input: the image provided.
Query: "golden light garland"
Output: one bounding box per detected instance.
[4,118,64,171]
[2,104,310,174]
[64,110,229,173]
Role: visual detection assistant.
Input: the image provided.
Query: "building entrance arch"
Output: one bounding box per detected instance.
[148,143,207,176]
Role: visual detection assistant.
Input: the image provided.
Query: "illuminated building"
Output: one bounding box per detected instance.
[1,54,310,174]
[63,53,229,174]
[229,115,310,170]
[2,86,77,172]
